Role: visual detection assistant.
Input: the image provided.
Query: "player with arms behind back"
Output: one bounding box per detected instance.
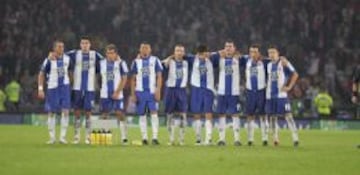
[38,40,71,144]
[99,44,129,144]
[66,36,103,144]
[265,45,299,147]
[130,42,163,145]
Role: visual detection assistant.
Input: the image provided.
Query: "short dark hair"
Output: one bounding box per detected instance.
[175,44,184,48]
[80,36,91,41]
[268,44,279,50]
[140,41,151,46]
[52,39,64,49]
[105,44,118,53]
[225,39,235,44]
[250,43,261,49]
[196,45,208,53]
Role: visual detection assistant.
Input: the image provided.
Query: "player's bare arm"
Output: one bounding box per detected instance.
[155,72,162,101]
[37,71,45,99]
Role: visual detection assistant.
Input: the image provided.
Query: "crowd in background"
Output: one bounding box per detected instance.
[0,0,358,118]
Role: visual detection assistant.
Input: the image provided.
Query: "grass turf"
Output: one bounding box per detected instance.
[0,125,359,175]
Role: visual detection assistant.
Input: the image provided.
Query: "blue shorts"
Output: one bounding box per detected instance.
[216,95,240,114]
[164,87,188,113]
[72,90,95,111]
[190,87,214,114]
[245,90,266,115]
[135,91,158,115]
[265,98,291,115]
[45,85,71,113]
[100,98,124,112]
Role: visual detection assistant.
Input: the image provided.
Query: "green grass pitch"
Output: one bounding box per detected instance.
[0,125,359,175]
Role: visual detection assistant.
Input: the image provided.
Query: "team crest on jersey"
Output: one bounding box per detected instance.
[176,69,183,78]
[225,65,233,75]
[106,72,114,80]
[199,65,207,74]
[142,66,150,77]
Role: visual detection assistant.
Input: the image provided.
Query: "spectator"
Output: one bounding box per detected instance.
[5,77,21,112]
[314,86,333,118]
[0,85,6,112]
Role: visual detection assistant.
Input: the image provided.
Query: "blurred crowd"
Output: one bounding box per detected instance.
[0,0,358,117]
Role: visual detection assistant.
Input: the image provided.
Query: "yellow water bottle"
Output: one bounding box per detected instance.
[90,130,96,145]
[106,130,112,145]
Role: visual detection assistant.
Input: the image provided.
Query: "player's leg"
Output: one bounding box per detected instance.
[83,91,95,144]
[45,89,57,144]
[203,89,214,145]
[178,112,187,145]
[176,88,188,145]
[136,92,149,144]
[266,99,279,145]
[114,99,128,144]
[59,86,71,144]
[258,90,268,146]
[164,88,176,145]
[228,96,241,146]
[280,98,299,146]
[269,115,279,146]
[149,92,160,145]
[259,115,269,146]
[72,90,83,144]
[245,91,256,146]
[285,112,299,146]
[191,87,203,145]
[47,112,56,144]
[216,96,227,145]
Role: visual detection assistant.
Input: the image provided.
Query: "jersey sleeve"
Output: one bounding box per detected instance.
[40,58,50,73]
[120,61,129,76]
[209,52,220,68]
[284,61,296,76]
[130,60,138,75]
[239,55,249,67]
[155,57,163,73]
[184,54,195,71]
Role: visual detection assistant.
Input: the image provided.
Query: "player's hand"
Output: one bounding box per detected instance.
[38,90,45,100]
[48,52,56,60]
[154,89,161,101]
[218,50,226,58]
[280,56,289,66]
[352,96,358,104]
[234,51,241,58]
[281,86,292,92]
[112,90,121,100]
[130,94,137,103]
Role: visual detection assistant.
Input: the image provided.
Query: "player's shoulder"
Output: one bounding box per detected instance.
[150,55,160,61]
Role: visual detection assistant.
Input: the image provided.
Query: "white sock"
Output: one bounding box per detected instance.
[232,116,240,142]
[270,116,279,142]
[247,120,255,142]
[139,115,148,140]
[205,119,212,143]
[166,114,173,132]
[169,116,176,143]
[151,114,159,140]
[194,119,202,141]
[47,113,56,141]
[218,117,226,142]
[119,120,127,140]
[179,114,186,143]
[74,117,81,139]
[260,116,269,141]
[85,117,91,140]
[286,114,299,142]
[60,112,69,139]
